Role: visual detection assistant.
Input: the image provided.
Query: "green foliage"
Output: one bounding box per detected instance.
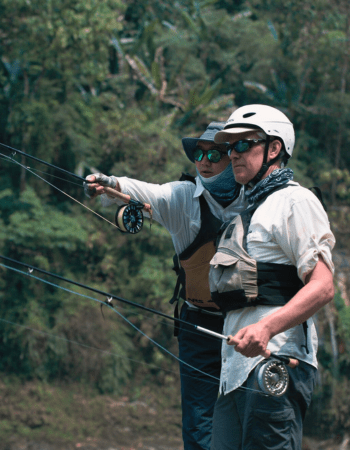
[334,292,350,349]
[2,187,88,250]
[0,0,350,438]
[306,291,350,437]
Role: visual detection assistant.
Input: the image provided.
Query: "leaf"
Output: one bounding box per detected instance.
[151,61,162,90]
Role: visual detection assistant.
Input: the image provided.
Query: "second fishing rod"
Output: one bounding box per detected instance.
[0,254,298,370]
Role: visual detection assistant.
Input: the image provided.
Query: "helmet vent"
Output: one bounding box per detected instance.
[243,112,256,118]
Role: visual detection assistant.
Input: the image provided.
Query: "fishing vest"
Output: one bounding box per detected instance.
[170,174,222,310]
[209,185,303,313]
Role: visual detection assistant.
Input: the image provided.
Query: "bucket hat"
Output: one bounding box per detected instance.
[182,122,225,163]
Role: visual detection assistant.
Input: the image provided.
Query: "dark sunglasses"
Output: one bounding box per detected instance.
[193,147,228,163]
[227,139,266,156]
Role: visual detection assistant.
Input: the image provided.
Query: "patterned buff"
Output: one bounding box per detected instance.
[196,164,240,206]
[245,168,294,205]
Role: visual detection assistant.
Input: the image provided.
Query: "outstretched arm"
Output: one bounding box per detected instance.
[227,255,334,358]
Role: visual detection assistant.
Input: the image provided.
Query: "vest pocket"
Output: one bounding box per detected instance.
[209,250,258,301]
[209,251,243,292]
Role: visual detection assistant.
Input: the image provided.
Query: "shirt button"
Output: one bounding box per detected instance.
[223,358,226,363]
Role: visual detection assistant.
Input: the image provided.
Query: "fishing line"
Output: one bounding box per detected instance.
[0,262,221,385]
[0,143,281,396]
[0,255,217,336]
[113,307,221,343]
[0,259,271,396]
[0,257,271,396]
[0,153,83,187]
[0,317,219,387]
[0,155,218,341]
[0,151,119,229]
[0,150,199,336]
[0,254,220,343]
[0,142,86,182]
[0,317,179,375]
[0,143,153,236]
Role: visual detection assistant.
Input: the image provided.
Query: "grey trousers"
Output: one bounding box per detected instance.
[211,360,316,450]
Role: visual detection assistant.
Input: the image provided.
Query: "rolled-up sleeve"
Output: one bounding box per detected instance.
[277,190,335,282]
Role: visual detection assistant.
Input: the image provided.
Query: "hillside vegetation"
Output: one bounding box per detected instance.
[1,0,350,444]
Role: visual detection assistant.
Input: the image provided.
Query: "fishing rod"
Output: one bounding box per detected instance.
[1,255,300,396]
[0,257,295,397]
[0,142,86,182]
[0,254,298,367]
[0,143,152,234]
[0,261,224,389]
[0,153,83,187]
[0,254,223,339]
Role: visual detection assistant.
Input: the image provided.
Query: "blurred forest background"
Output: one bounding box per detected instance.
[1,0,350,446]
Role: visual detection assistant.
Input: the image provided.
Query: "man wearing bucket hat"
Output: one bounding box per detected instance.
[84,122,247,450]
[207,105,335,450]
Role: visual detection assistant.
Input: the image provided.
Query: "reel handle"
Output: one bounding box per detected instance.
[227,336,299,369]
[263,349,299,368]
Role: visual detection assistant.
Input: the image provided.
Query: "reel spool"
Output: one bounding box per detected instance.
[115,200,144,234]
[257,359,289,397]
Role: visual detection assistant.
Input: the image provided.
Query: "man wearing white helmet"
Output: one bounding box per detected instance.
[84,122,248,450]
[208,105,335,450]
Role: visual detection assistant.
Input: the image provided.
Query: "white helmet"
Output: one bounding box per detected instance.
[215,104,295,156]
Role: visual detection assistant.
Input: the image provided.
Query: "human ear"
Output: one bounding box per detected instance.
[268,139,282,160]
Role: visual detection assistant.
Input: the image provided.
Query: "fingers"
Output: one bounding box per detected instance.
[83,178,96,198]
[227,333,270,358]
[84,183,106,198]
[227,335,239,346]
[261,348,271,359]
[84,176,99,198]
[228,333,299,368]
[228,337,269,358]
[83,173,116,198]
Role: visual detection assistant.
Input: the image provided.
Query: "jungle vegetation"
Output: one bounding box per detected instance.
[1,0,350,439]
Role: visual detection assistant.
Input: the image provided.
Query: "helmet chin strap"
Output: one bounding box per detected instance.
[247,136,271,187]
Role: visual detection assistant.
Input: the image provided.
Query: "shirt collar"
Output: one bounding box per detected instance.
[193,176,205,198]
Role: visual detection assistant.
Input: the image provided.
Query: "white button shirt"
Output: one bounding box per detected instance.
[220,182,335,395]
[100,176,248,255]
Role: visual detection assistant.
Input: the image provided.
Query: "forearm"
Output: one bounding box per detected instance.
[104,177,188,231]
[228,257,334,357]
[260,275,334,340]
[99,177,160,209]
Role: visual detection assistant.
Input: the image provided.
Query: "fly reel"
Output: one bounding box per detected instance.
[257,359,289,397]
[115,200,144,234]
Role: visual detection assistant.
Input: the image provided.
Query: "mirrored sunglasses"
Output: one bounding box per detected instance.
[193,147,228,163]
[227,139,266,156]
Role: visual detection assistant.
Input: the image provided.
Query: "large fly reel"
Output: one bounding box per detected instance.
[257,358,289,397]
[115,199,144,234]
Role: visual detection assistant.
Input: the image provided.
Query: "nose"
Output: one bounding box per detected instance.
[200,153,212,164]
[228,149,239,160]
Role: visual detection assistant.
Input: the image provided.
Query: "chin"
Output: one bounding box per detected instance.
[233,169,249,185]
[233,174,245,184]
[201,173,214,178]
